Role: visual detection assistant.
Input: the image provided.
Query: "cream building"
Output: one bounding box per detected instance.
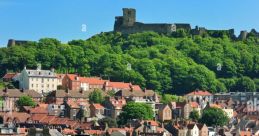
[18,65,59,94]
[223,108,234,119]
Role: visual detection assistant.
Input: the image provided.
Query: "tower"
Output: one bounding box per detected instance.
[122,8,136,27]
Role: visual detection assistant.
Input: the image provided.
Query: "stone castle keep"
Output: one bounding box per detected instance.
[114,8,259,40]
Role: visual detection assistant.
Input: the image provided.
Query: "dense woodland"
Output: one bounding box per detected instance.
[0,31,258,94]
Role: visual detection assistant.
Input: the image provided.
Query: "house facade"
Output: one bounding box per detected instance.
[18,66,59,94]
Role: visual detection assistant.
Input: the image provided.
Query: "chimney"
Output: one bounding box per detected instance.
[3,87,7,93]
[75,76,79,81]
[51,68,55,73]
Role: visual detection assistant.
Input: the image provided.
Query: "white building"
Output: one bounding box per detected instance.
[18,65,59,94]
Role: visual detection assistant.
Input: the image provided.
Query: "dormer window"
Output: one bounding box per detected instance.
[39,72,41,75]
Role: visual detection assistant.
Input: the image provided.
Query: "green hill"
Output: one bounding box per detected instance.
[0,31,258,94]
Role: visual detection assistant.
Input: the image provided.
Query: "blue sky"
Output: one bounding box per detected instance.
[0,0,259,46]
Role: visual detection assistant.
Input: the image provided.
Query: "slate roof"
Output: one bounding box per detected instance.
[26,69,56,78]
[0,89,42,98]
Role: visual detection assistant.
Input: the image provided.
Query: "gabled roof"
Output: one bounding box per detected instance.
[91,103,104,109]
[106,82,131,90]
[55,90,90,98]
[186,90,212,96]
[0,89,42,98]
[190,102,199,108]
[80,77,108,85]
[3,73,16,79]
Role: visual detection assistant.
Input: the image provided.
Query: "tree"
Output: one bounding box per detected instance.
[160,94,184,104]
[235,76,256,92]
[199,107,229,126]
[16,96,36,108]
[189,110,200,122]
[118,102,154,125]
[89,89,104,103]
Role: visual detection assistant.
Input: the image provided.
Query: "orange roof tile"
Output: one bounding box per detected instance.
[67,100,80,108]
[143,120,159,126]
[3,73,16,79]
[131,85,142,91]
[92,103,104,109]
[62,128,76,135]
[186,90,212,96]
[239,131,251,136]
[107,82,131,89]
[66,74,79,81]
[80,77,107,85]
[210,104,222,108]
[84,130,105,135]
[190,102,199,108]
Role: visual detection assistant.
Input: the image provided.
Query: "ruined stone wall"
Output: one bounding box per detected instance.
[115,22,176,35]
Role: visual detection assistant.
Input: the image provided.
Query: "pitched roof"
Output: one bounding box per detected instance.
[80,77,107,85]
[186,90,212,96]
[115,89,155,97]
[131,85,142,91]
[84,130,105,135]
[29,105,48,114]
[66,74,79,81]
[239,131,251,136]
[91,103,104,109]
[0,89,42,98]
[106,82,131,90]
[26,69,56,78]
[3,73,16,79]
[155,104,168,110]
[62,128,76,135]
[0,112,30,123]
[142,120,159,126]
[55,90,90,98]
[190,102,199,108]
[67,100,80,108]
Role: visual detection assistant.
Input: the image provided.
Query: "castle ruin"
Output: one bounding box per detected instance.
[114,8,259,40]
[7,39,29,47]
[114,8,191,35]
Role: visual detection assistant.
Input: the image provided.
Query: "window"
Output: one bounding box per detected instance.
[42,78,44,83]
[31,84,34,87]
[47,84,49,88]
[36,84,38,87]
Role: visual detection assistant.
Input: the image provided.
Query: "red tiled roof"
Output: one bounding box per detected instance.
[30,106,48,114]
[190,102,199,108]
[80,77,107,85]
[92,103,104,109]
[107,82,131,89]
[186,90,212,96]
[84,130,105,135]
[131,85,142,91]
[210,104,222,108]
[66,74,79,81]
[62,128,76,135]
[67,100,80,108]
[3,73,16,79]
[239,131,251,136]
[142,120,159,126]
